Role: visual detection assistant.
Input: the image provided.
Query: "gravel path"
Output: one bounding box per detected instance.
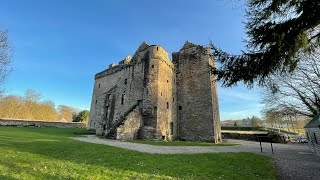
[71,135,320,180]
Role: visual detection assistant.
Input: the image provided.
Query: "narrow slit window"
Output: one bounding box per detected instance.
[154,107,157,116]
[124,79,127,85]
[107,94,111,99]
[95,100,97,104]
[173,98,174,102]
[170,122,173,135]
[121,94,126,105]
[106,107,109,117]
[151,65,154,68]
[167,102,169,109]
[98,84,100,88]
[179,106,182,110]
[314,133,318,144]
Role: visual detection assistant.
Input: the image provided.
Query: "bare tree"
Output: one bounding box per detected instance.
[58,105,77,122]
[0,89,65,121]
[262,50,320,117]
[0,28,13,94]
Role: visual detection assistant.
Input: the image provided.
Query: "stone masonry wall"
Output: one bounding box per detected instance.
[0,119,86,128]
[151,46,177,141]
[88,54,145,136]
[209,55,222,142]
[141,47,159,128]
[116,106,142,140]
[173,42,220,142]
[89,41,222,142]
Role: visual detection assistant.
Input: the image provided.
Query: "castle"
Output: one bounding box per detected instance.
[88,41,221,142]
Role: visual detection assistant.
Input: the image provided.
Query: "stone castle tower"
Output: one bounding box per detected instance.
[88,41,222,142]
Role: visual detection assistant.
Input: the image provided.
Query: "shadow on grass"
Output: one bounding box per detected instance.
[0,127,276,179]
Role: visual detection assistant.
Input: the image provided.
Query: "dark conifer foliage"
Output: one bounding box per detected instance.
[211,0,320,87]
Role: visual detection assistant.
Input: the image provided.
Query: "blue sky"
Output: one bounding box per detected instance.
[0,0,262,120]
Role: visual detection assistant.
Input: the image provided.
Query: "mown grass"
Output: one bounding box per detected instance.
[0,126,276,179]
[127,140,237,146]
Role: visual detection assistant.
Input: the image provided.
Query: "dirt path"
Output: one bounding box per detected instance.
[71,135,320,180]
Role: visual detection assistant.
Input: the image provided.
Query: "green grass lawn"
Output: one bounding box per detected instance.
[127,140,237,146]
[0,126,276,179]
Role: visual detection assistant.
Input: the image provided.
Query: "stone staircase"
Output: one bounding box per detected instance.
[105,103,139,139]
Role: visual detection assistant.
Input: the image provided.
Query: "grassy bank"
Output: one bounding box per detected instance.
[0,127,276,179]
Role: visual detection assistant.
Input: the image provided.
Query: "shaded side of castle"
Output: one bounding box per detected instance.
[88,41,222,142]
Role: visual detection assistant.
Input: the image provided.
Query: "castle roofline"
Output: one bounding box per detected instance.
[180,41,198,51]
[95,41,208,79]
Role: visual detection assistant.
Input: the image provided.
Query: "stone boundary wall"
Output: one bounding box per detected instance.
[0,119,86,128]
[222,132,285,143]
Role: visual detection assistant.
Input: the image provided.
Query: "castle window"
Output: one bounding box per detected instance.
[173,98,175,102]
[98,84,100,88]
[167,80,169,83]
[154,107,157,117]
[121,94,126,105]
[95,100,97,104]
[167,102,169,109]
[157,47,159,51]
[106,106,109,117]
[179,106,182,110]
[107,94,111,99]
[151,65,154,68]
[161,92,163,96]
[124,79,127,85]
[170,122,173,135]
[314,133,318,144]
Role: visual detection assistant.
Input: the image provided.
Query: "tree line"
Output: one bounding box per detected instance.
[0,89,89,123]
[261,49,320,132]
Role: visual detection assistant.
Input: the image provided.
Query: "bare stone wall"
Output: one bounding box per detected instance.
[88,61,145,136]
[89,43,157,137]
[141,47,159,128]
[88,69,124,130]
[116,106,142,140]
[209,56,222,142]
[0,119,85,128]
[153,46,176,141]
[173,43,221,142]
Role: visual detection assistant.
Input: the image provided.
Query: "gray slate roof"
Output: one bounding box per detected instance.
[304,113,320,128]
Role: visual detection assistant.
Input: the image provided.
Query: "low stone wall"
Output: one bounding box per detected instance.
[0,119,86,128]
[222,133,261,141]
[222,132,284,143]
